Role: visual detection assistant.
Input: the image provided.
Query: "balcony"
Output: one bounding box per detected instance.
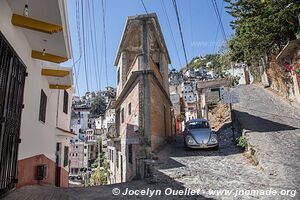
[8,0,71,63]
[41,66,73,90]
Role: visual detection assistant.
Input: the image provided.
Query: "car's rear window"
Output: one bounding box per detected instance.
[188,121,210,129]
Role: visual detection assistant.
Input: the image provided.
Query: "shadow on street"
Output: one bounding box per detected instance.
[233,110,298,133]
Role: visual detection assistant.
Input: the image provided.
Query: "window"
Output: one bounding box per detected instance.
[76,146,78,149]
[116,151,119,167]
[188,121,210,130]
[128,103,131,115]
[121,108,124,123]
[128,144,133,164]
[64,146,69,167]
[117,68,120,84]
[63,90,68,114]
[39,89,47,123]
[155,62,160,71]
[75,153,78,157]
[84,153,87,157]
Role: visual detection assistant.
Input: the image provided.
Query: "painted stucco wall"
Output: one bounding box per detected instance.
[0,0,72,188]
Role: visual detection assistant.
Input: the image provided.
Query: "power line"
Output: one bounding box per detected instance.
[211,0,227,42]
[87,0,100,91]
[213,0,224,53]
[101,0,108,87]
[72,0,81,96]
[81,0,89,92]
[85,0,93,91]
[140,0,148,14]
[172,0,188,67]
[91,0,102,91]
[160,0,182,68]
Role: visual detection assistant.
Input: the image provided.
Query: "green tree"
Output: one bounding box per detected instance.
[91,96,107,116]
[226,0,300,63]
[89,159,109,186]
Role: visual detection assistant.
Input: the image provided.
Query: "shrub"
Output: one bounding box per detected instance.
[237,135,247,148]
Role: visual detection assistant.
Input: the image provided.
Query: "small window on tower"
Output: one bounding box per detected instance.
[121,108,124,123]
[128,103,131,115]
[63,90,69,114]
[117,68,120,84]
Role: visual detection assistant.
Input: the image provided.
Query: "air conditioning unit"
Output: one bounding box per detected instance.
[37,165,47,180]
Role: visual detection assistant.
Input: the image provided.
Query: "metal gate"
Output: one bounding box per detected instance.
[0,32,26,196]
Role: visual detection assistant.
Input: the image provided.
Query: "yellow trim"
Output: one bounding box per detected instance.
[49,84,71,90]
[32,50,68,63]
[41,69,70,77]
[11,14,62,34]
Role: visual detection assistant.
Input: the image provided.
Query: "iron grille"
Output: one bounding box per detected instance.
[0,32,26,196]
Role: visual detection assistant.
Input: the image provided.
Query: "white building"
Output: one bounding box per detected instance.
[104,100,116,129]
[71,106,91,133]
[95,115,106,130]
[181,81,197,103]
[0,0,73,191]
[226,65,254,85]
[184,68,196,78]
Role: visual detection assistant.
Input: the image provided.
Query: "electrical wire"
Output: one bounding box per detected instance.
[101,0,108,87]
[172,0,189,67]
[211,0,227,42]
[87,0,100,91]
[160,0,182,69]
[72,0,81,96]
[140,0,148,14]
[81,0,89,92]
[91,0,102,91]
[213,0,224,53]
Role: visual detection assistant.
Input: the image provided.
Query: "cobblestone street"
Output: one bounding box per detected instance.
[233,85,300,191]
[152,130,271,200]
[4,85,299,200]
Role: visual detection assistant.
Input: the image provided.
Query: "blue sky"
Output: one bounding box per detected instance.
[64,0,234,96]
